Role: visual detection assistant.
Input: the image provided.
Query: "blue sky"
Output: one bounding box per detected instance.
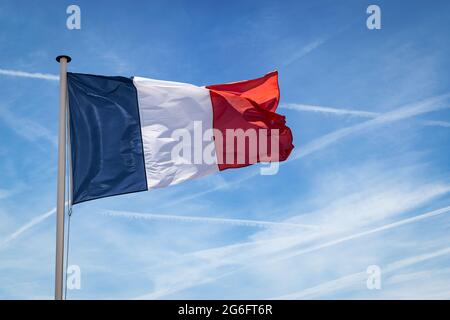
[0,0,449,299]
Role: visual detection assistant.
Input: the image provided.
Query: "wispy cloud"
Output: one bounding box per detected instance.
[0,188,15,200]
[0,185,23,200]
[142,202,450,299]
[422,120,450,128]
[191,184,450,264]
[276,204,450,262]
[0,105,57,148]
[0,69,58,81]
[0,207,55,249]
[281,24,353,68]
[291,93,450,160]
[282,39,327,67]
[273,246,450,299]
[282,103,378,118]
[134,173,450,299]
[103,210,325,230]
[282,103,450,127]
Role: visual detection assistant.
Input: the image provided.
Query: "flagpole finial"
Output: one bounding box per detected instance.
[56,55,72,63]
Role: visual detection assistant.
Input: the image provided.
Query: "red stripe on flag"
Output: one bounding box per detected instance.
[206,71,294,171]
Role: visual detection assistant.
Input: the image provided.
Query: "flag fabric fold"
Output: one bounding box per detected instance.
[67,71,294,204]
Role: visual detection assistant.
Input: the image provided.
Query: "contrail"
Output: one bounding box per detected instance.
[423,120,450,128]
[281,103,378,118]
[281,25,352,68]
[281,103,450,128]
[0,105,58,148]
[189,183,450,261]
[103,210,324,230]
[290,93,450,160]
[0,207,56,249]
[134,203,450,300]
[282,39,327,67]
[0,69,58,81]
[277,205,450,261]
[273,246,450,299]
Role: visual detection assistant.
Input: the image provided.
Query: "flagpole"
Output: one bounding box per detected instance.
[55,55,71,300]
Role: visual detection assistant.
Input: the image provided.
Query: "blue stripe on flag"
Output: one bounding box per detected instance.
[68,73,147,204]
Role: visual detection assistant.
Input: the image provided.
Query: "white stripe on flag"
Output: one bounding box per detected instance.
[133,77,219,189]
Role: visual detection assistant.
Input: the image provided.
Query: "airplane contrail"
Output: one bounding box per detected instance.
[0,105,58,147]
[0,200,70,249]
[281,103,378,118]
[134,204,450,299]
[0,207,56,249]
[281,103,450,127]
[103,210,325,230]
[423,120,450,128]
[282,39,328,67]
[0,69,58,81]
[276,205,450,262]
[273,246,450,299]
[290,93,450,160]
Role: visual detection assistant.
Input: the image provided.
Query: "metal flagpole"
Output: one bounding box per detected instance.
[55,55,71,300]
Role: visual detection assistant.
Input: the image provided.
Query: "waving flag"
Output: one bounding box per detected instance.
[67,71,293,204]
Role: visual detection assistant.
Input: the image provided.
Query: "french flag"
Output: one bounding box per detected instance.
[67,71,294,204]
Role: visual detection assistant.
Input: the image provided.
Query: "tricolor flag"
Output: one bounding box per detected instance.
[67,71,294,204]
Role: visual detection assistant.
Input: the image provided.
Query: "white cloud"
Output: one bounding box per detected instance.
[273,246,450,299]
[422,120,450,128]
[291,93,450,160]
[0,207,55,249]
[281,103,450,128]
[133,161,450,299]
[0,69,58,81]
[0,188,15,200]
[0,105,57,148]
[191,181,450,265]
[276,204,450,262]
[282,103,378,118]
[103,210,325,230]
[282,39,327,67]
